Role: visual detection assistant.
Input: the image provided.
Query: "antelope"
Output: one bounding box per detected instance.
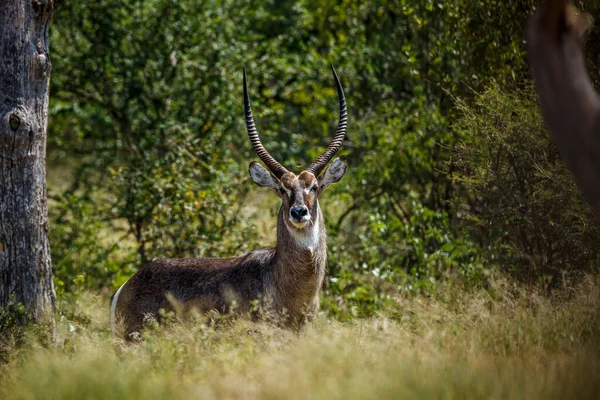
[110,64,348,340]
[528,0,600,214]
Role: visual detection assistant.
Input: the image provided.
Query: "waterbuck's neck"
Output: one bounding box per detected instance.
[271,203,327,317]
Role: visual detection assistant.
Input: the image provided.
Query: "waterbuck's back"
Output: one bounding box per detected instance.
[112,249,276,339]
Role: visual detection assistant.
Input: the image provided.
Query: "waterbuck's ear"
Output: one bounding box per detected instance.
[249,162,282,196]
[317,157,347,195]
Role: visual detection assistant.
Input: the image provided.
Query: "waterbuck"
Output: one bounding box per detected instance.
[111,65,348,340]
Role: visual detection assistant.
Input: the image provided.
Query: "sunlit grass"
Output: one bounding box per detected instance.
[1,276,599,399]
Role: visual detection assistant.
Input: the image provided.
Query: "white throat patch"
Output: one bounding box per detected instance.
[288,213,320,250]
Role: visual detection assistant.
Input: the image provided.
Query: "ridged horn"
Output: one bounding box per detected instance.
[306,63,348,177]
[243,68,289,179]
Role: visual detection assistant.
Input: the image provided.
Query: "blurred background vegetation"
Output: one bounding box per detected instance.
[46,0,600,319]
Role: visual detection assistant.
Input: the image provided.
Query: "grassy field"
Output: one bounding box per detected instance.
[1,276,599,399]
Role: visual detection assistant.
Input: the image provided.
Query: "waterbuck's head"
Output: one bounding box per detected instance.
[244,64,348,234]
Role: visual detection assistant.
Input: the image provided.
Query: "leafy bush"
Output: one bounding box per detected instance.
[452,86,600,284]
[49,193,137,294]
[45,0,600,307]
[48,0,264,290]
[0,302,30,364]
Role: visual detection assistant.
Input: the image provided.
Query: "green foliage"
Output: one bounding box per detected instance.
[580,0,600,87]
[0,303,27,331]
[46,0,600,313]
[287,0,542,310]
[49,193,137,294]
[453,86,600,284]
[49,0,262,289]
[324,198,486,319]
[0,302,28,363]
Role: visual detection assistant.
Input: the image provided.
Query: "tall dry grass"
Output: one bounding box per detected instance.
[1,276,599,399]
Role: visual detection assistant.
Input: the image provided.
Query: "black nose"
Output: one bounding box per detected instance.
[290,206,309,220]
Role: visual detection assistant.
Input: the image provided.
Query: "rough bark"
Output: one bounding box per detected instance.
[0,0,56,324]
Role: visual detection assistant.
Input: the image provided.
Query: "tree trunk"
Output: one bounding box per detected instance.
[0,0,56,325]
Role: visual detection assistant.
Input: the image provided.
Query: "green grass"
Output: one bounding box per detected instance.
[1,276,599,399]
